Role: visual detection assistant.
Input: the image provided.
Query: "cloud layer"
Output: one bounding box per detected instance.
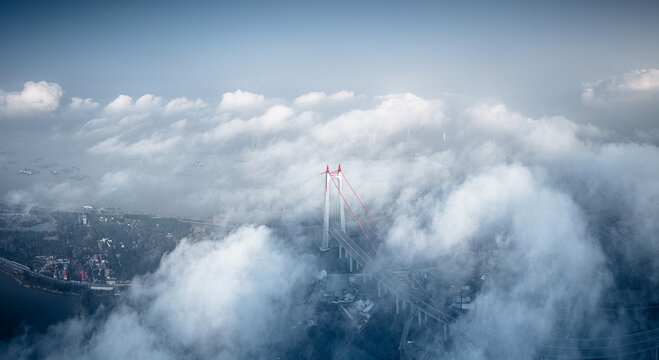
[2,226,312,360]
[1,78,659,358]
[582,68,659,103]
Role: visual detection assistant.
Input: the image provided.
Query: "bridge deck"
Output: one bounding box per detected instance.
[330,227,461,325]
[329,227,659,357]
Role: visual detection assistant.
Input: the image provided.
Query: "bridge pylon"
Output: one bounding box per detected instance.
[321,164,345,250]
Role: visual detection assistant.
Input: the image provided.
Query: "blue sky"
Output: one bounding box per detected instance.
[1,0,658,117]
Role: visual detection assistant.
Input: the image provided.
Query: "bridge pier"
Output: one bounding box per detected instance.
[418,310,422,326]
[338,245,342,259]
[377,281,381,298]
[443,324,448,342]
[349,253,353,272]
[396,296,400,315]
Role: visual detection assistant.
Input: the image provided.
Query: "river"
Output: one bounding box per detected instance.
[0,272,115,341]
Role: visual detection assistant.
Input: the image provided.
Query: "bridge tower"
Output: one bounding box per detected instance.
[322,164,345,250]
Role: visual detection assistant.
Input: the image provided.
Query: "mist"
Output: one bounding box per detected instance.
[1,74,659,358]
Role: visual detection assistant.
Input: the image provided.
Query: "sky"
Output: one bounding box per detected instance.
[1,0,658,117]
[1,1,659,359]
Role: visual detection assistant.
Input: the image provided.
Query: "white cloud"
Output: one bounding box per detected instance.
[0,81,62,117]
[134,94,163,112]
[387,164,609,358]
[311,93,440,145]
[582,68,659,103]
[98,169,133,195]
[70,97,99,111]
[170,119,187,130]
[4,227,310,359]
[200,104,294,143]
[103,94,163,115]
[90,134,181,158]
[103,94,134,114]
[465,103,584,159]
[217,90,265,112]
[164,97,206,114]
[619,68,659,91]
[293,90,354,106]
[4,89,659,358]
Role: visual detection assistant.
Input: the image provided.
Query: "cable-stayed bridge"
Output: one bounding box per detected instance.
[321,165,659,359]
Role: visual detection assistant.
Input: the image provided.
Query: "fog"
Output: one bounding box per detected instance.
[1,72,659,358]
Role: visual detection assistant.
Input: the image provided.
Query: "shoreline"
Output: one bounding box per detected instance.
[0,257,127,297]
[0,262,81,296]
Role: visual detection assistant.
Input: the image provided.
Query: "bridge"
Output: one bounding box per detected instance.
[320,165,659,359]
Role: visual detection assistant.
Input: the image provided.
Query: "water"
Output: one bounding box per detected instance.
[0,272,88,340]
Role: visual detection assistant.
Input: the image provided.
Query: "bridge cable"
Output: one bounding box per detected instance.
[330,176,379,256]
[335,173,659,354]
[341,173,379,229]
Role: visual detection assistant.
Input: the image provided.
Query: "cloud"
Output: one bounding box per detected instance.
[103,94,163,115]
[0,81,62,117]
[164,97,206,114]
[311,93,441,146]
[3,226,312,359]
[134,94,163,112]
[200,104,294,143]
[3,88,659,358]
[619,68,659,91]
[103,94,133,114]
[293,90,354,106]
[582,68,659,103]
[83,94,198,137]
[217,90,265,112]
[90,134,181,158]
[69,97,99,111]
[464,103,587,160]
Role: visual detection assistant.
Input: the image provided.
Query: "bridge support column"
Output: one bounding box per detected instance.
[424,312,428,322]
[443,324,448,342]
[338,245,342,259]
[349,253,353,272]
[339,169,346,232]
[377,281,381,298]
[396,296,400,315]
[418,310,422,326]
[402,300,407,312]
[362,271,366,284]
[322,167,330,251]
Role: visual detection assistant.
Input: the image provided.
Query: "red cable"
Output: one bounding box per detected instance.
[330,177,379,256]
[341,173,378,229]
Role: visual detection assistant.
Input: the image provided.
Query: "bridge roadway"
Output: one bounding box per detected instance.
[330,227,659,358]
[330,227,461,326]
